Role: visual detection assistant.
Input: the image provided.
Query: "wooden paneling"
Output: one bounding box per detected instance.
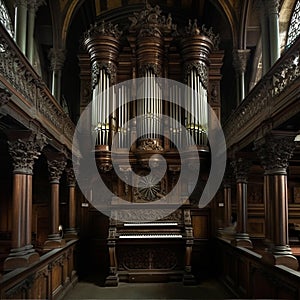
[0,241,78,300]
[215,238,300,299]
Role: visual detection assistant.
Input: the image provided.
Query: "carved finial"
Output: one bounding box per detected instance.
[84,20,122,40]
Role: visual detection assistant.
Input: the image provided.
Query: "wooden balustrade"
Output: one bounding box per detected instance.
[0,240,77,299]
[214,237,300,299]
[224,35,300,150]
[0,23,75,152]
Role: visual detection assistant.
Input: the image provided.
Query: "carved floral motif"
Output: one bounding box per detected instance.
[119,247,177,270]
[137,138,164,151]
[254,135,295,173]
[47,158,67,183]
[224,45,300,149]
[128,3,175,36]
[8,137,46,174]
[231,158,251,182]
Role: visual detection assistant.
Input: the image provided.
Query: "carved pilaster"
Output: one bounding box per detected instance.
[232,49,251,75]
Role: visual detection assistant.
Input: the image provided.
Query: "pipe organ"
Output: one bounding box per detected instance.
[81,3,223,286]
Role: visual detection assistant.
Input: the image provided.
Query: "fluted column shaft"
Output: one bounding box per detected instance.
[65,167,78,238]
[264,0,280,65]
[232,49,250,104]
[49,48,65,103]
[48,158,66,238]
[254,134,295,255]
[231,157,252,247]
[4,133,45,270]
[14,0,27,54]
[44,156,67,250]
[223,182,232,227]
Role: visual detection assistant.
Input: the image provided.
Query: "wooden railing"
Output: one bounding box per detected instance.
[214,238,300,299]
[0,240,77,300]
[0,23,75,151]
[224,36,300,150]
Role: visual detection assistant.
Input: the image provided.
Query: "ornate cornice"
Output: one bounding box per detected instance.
[8,136,46,175]
[254,134,295,174]
[47,158,67,183]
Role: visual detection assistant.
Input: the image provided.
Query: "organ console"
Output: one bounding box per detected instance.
[80,2,224,286]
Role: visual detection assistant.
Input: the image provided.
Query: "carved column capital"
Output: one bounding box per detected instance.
[14,0,28,7]
[0,88,11,107]
[263,0,280,15]
[232,49,251,75]
[254,134,295,174]
[231,157,251,183]
[65,167,76,187]
[47,157,67,183]
[8,135,46,175]
[49,48,66,71]
[27,0,45,11]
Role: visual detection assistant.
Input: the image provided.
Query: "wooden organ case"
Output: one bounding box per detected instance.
[80,3,224,286]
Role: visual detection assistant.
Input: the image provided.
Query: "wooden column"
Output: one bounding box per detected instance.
[4,132,45,271]
[43,155,66,250]
[64,166,78,240]
[255,133,299,270]
[232,49,250,105]
[231,157,252,248]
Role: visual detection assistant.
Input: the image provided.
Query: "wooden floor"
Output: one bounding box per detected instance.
[63,278,234,299]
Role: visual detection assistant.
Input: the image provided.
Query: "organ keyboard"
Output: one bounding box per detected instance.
[124,222,178,227]
[105,207,196,286]
[119,233,183,238]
